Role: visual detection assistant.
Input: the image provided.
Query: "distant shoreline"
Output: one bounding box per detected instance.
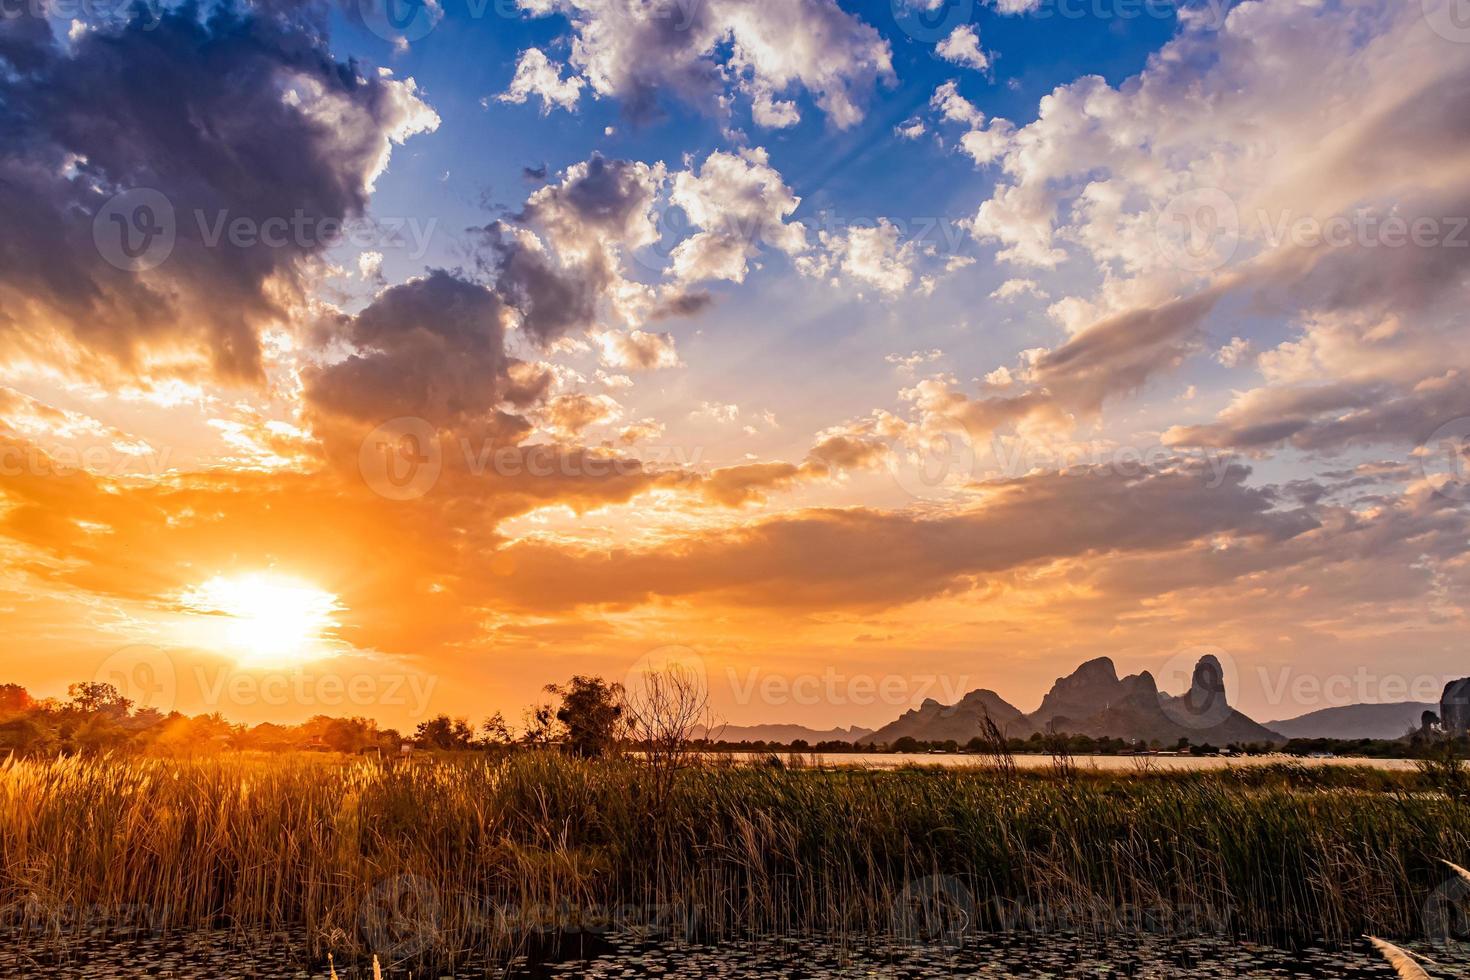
[700,750,1422,770]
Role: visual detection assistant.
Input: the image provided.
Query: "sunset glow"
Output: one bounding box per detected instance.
[0,0,1464,736]
[180,574,340,668]
[3,3,1469,975]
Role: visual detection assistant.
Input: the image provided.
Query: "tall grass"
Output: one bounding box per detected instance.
[0,753,1465,971]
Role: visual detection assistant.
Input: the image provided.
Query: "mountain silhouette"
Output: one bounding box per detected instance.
[862,654,1282,747]
[1266,702,1437,741]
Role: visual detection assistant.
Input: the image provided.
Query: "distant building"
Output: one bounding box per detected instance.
[1441,679,1470,738]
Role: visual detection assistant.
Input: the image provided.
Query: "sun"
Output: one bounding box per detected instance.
[181,573,340,667]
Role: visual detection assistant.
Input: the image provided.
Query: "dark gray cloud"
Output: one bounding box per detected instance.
[305,270,510,427]
[472,154,664,345]
[0,3,435,383]
[483,459,1312,612]
[481,227,605,346]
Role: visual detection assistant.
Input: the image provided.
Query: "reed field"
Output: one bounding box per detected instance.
[0,752,1466,973]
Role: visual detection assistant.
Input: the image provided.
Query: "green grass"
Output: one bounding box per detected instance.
[0,753,1464,971]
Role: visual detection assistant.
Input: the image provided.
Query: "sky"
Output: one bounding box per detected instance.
[1,0,1469,734]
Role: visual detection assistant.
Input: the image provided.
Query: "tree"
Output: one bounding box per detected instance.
[414,715,475,750]
[73,713,130,754]
[66,681,132,720]
[305,715,380,754]
[0,716,54,755]
[522,703,558,746]
[378,728,405,753]
[623,662,714,787]
[0,684,33,715]
[478,712,514,748]
[546,676,624,758]
[147,713,238,756]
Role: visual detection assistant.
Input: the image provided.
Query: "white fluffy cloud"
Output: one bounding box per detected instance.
[499,48,586,113]
[930,80,1015,166]
[936,25,990,71]
[895,116,927,140]
[989,278,1047,301]
[954,0,1470,453]
[593,328,681,370]
[514,0,893,128]
[800,220,925,297]
[668,148,808,284]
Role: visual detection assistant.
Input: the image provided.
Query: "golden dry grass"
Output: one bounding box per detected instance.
[0,752,1465,971]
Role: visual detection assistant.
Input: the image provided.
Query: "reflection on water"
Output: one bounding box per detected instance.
[514,931,1449,978]
[5,929,1455,978]
[776,752,1419,771]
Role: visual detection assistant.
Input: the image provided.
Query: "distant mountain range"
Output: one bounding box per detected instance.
[702,723,873,744]
[710,660,1454,749]
[1265,702,1437,741]
[858,654,1282,747]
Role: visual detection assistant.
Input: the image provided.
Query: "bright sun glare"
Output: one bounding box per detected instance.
[182,573,340,667]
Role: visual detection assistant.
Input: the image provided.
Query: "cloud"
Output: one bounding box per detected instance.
[514,0,893,128]
[800,219,924,297]
[487,226,607,346]
[304,271,512,429]
[959,0,1470,446]
[478,154,666,344]
[1216,336,1254,368]
[930,80,984,127]
[617,418,664,445]
[0,5,437,386]
[895,117,926,140]
[886,350,945,373]
[936,25,990,72]
[542,392,622,437]
[481,460,1312,612]
[929,80,1014,166]
[499,48,585,113]
[691,401,742,424]
[1164,371,1470,453]
[521,154,664,258]
[989,278,1047,301]
[669,148,807,284]
[593,328,680,370]
[695,461,815,507]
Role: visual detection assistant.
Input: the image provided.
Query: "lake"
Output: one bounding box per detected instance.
[3,928,1449,977]
[768,752,1420,771]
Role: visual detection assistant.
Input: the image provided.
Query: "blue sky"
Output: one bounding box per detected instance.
[2,0,1469,728]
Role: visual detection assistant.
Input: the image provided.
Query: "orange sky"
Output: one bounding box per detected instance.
[3,0,1469,735]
